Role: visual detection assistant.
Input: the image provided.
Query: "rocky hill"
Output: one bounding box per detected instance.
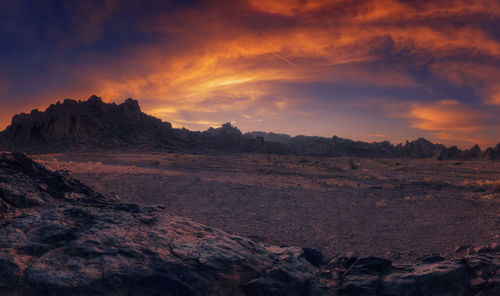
[1,95,499,159]
[0,96,281,154]
[0,151,499,295]
[0,96,181,152]
[244,131,293,145]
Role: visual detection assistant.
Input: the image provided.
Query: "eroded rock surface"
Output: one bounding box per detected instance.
[0,151,499,295]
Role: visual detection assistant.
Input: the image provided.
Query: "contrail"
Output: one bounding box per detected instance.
[272,52,297,68]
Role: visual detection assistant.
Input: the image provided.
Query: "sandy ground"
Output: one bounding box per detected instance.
[34,152,500,262]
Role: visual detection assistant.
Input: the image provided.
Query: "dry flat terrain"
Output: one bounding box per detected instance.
[34,152,500,262]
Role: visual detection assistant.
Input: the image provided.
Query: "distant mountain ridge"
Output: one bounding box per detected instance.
[1,95,499,159]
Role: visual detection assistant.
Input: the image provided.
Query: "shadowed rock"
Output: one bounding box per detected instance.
[0,96,176,152]
[0,152,317,295]
[484,144,500,160]
[0,152,499,295]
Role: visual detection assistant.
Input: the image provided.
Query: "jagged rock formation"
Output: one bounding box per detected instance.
[244,131,293,145]
[278,136,446,158]
[438,144,484,161]
[398,138,447,158]
[0,152,499,295]
[285,136,395,158]
[0,97,282,154]
[0,96,177,152]
[1,95,499,159]
[465,144,483,159]
[197,123,284,153]
[484,144,500,160]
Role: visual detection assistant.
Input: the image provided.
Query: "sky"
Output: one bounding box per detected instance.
[1,0,500,148]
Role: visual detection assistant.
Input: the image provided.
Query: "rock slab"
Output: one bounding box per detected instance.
[0,152,499,295]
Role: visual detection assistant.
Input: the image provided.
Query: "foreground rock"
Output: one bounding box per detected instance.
[0,152,499,295]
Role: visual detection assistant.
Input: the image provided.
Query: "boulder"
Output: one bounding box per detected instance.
[0,152,499,295]
[0,152,318,295]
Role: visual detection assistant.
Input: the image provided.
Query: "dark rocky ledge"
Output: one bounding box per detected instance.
[0,152,498,295]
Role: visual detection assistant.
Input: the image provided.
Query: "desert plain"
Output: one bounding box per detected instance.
[32,152,500,263]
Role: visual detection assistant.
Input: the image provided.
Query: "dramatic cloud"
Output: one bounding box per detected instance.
[1,0,500,147]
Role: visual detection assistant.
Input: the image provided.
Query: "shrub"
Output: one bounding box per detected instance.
[493,180,500,193]
[348,158,360,170]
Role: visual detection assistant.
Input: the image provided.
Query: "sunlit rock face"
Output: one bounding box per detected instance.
[0,96,175,152]
[0,152,499,295]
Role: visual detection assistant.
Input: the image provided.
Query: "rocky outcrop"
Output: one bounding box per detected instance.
[437,144,484,161]
[0,96,177,152]
[484,144,500,160]
[0,98,283,154]
[245,131,293,145]
[315,252,500,295]
[396,138,446,158]
[1,96,500,159]
[286,136,445,158]
[437,145,461,160]
[0,151,318,295]
[464,144,483,159]
[0,151,499,295]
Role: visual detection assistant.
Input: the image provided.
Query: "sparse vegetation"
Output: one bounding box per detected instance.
[323,179,356,188]
[363,173,389,181]
[348,158,360,170]
[462,179,493,188]
[493,180,500,193]
[26,149,500,282]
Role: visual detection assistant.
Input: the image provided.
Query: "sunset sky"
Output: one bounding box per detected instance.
[1,0,500,148]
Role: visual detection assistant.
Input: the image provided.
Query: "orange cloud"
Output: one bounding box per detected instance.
[409,100,483,132]
[2,0,500,146]
[75,1,500,142]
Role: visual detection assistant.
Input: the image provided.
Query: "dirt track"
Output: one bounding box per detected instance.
[35,152,500,261]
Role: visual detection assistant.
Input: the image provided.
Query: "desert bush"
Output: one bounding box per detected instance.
[340,180,357,188]
[152,160,161,166]
[493,180,500,193]
[363,173,389,181]
[461,179,495,190]
[347,158,360,170]
[323,179,356,188]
